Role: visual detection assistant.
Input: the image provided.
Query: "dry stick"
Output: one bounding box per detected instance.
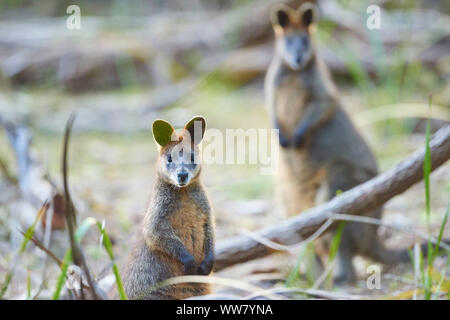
[243,286,366,300]
[330,213,450,251]
[18,230,63,267]
[214,125,450,271]
[241,211,450,254]
[240,211,450,291]
[239,218,334,253]
[21,232,64,299]
[311,260,337,290]
[160,275,286,300]
[25,232,102,298]
[62,114,99,300]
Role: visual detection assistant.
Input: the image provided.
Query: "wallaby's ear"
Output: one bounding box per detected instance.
[298,2,318,28]
[270,4,292,29]
[184,116,206,145]
[152,119,175,147]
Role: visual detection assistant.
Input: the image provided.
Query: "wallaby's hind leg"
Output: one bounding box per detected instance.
[333,227,357,284]
[326,174,372,285]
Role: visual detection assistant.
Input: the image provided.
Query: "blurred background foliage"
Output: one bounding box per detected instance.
[0,0,449,299]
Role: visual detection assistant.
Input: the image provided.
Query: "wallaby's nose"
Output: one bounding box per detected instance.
[295,56,302,64]
[177,172,189,184]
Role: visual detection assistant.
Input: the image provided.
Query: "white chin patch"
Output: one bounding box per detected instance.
[287,51,312,70]
[175,178,189,187]
[288,61,301,70]
[172,178,182,187]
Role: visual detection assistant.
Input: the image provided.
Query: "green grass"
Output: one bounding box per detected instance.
[52,217,127,300]
[52,250,72,300]
[285,222,346,290]
[26,269,31,300]
[420,97,449,300]
[0,202,47,299]
[325,222,345,288]
[95,219,127,300]
[423,98,433,299]
[285,244,314,288]
[431,206,450,299]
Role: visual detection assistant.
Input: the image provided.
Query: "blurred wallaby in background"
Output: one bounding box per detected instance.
[265,3,441,283]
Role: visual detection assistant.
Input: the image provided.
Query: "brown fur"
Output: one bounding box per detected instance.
[266,3,416,283]
[110,119,214,299]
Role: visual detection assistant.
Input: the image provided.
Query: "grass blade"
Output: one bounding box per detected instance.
[423,96,433,299]
[52,217,127,300]
[52,250,72,300]
[18,229,64,267]
[326,221,345,287]
[432,205,449,262]
[0,201,48,299]
[26,269,31,300]
[95,220,127,300]
[53,217,93,300]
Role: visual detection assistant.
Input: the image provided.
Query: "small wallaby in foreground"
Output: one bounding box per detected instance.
[110,116,214,299]
[265,3,433,283]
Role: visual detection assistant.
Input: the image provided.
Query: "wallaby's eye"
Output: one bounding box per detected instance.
[167,154,172,163]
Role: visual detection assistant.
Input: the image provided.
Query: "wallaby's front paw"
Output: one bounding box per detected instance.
[279,134,290,148]
[292,133,306,148]
[198,254,214,275]
[182,256,197,275]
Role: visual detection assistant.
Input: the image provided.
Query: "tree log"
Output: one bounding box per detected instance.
[214,125,450,271]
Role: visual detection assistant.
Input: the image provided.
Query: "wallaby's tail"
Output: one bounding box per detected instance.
[368,239,449,265]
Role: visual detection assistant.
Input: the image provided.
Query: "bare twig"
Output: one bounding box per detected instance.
[160,275,286,300]
[330,213,450,251]
[243,286,367,300]
[311,260,337,290]
[239,218,334,252]
[17,229,63,267]
[61,114,99,300]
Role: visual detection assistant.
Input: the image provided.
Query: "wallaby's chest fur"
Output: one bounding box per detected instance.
[114,178,213,300]
[268,57,377,177]
[165,185,209,264]
[266,54,380,220]
[274,74,311,138]
[110,116,216,299]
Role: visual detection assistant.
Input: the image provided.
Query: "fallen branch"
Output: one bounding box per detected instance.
[214,125,450,271]
[331,213,450,251]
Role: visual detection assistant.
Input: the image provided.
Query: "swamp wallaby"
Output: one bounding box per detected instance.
[110,116,214,299]
[265,3,430,283]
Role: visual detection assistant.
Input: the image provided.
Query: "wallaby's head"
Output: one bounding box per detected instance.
[152,116,206,188]
[270,2,318,70]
